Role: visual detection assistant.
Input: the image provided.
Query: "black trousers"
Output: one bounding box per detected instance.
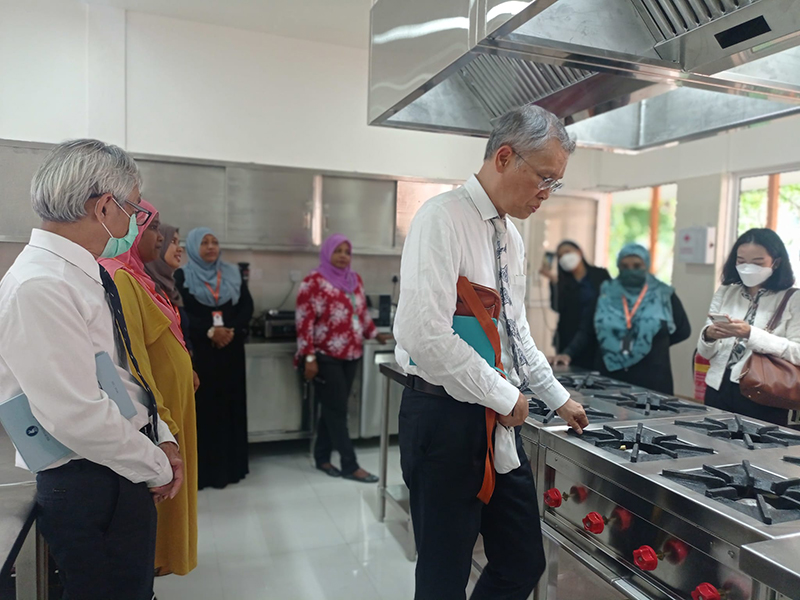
[36,460,157,600]
[705,369,789,426]
[313,355,360,476]
[399,387,546,600]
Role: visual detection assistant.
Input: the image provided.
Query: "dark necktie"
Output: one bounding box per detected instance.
[99,265,159,443]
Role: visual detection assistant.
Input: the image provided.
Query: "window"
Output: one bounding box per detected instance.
[607,184,677,283]
[737,170,800,280]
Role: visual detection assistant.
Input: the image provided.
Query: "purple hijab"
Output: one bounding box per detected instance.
[316,234,357,293]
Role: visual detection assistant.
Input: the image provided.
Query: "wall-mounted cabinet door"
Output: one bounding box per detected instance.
[226,167,314,248]
[137,160,227,241]
[0,144,52,241]
[322,176,397,251]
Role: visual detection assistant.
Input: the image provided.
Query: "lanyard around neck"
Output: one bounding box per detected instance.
[622,284,649,330]
[203,271,222,305]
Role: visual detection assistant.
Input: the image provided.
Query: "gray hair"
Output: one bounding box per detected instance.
[484,105,576,161]
[31,139,142,223]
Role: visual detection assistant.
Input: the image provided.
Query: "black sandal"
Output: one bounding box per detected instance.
[317,464,342,478]
[343,471,379,484]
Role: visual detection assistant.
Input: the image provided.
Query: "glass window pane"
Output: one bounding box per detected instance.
[738,175,768,236]
[776,170,800,283]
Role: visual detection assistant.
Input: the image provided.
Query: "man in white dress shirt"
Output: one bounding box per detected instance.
[394,106,589,600]
[0,140,182,600]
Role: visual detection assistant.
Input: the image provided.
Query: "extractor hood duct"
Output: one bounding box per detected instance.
[369,0,800,152]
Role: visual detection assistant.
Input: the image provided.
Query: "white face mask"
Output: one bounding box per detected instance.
[737,263,773,287]
[559,252,582,272]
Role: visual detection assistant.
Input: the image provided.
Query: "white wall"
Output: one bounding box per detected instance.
[0,0,488,181]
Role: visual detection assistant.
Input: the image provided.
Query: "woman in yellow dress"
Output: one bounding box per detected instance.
[99,200,198,576]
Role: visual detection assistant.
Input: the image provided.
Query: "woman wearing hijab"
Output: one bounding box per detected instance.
[144,225,193,355]
[98,200,198,576]
[296,234,390,483]
[176,228,253,490]
[539,240,611,368]
[593,243,691,394]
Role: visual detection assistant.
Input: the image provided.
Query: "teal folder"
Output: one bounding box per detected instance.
[410,315,498,368]
[0,352,138,472]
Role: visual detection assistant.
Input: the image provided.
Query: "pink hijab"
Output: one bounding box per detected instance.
[315,234,357,293]
[99,199,187,351]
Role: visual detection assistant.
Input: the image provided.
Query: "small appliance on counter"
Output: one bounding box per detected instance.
[366,294,393,327]
[251,309,296,340]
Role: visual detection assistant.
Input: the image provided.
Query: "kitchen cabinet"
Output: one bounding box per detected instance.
[322,176,397,252]
[0,143,51,242]
[136,160,227,241]
[226,166,315,248]
[395,180,458,248]
[245,342,312,442]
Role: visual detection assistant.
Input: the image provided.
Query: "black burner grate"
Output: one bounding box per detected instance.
[528,398,614,424]
[556,374,632,391]
[675,415,800,450]
[591,391,707,416]
[662,460,800,525]
[570,422,715,463]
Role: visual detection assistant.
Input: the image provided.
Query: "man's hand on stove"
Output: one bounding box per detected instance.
[557,399,588,434]
[498,393,529,428]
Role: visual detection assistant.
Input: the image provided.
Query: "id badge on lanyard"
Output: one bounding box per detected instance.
[205,272,224,327]
[621,284,648,356]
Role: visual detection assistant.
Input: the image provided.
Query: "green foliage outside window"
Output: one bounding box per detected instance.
[608,199,676,284]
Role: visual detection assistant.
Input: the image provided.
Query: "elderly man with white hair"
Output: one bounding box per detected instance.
[394,105,590,600]
[0,140,182,600]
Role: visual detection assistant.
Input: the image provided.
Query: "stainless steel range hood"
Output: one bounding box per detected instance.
[369,0,800,152]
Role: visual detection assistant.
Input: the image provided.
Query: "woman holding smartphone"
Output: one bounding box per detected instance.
[697,228,800,425]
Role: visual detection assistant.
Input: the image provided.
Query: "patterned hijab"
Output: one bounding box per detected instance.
[315,234,357,293]
[98,200,187,350]
[182,227,242,307]
[594,243,675,371]
[143,224,182,308]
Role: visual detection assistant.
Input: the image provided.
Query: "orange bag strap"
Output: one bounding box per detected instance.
[456,276,503,504]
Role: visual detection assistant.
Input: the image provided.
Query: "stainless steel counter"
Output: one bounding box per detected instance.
[741,535,800,599]
[0,427,43,597]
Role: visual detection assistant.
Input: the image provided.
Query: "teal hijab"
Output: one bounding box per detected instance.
[594,244,675,372]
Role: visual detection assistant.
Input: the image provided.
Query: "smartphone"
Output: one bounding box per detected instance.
[708,313,731,324]
[544,251,556,268]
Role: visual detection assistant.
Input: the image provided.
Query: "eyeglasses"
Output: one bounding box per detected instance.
[512,150,564,193]
[113,196,152,226]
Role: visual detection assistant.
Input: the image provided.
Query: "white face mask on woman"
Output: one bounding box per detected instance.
[559,252,582,272]
[737,263,773,287]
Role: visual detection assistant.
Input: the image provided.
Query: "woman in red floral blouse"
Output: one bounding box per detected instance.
[296,234,390,482]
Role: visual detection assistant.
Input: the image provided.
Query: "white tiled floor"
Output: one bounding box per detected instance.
[154,441,419,600]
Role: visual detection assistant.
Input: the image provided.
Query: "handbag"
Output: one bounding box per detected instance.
[454,277,508,504]
[739,288,800,410]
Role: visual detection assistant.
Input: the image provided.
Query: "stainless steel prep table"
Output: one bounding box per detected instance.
[741,535,800,599]
[0,427,46,599]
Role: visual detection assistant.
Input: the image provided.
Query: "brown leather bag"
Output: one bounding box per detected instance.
[454,277,505,505]
[740,288,800,410]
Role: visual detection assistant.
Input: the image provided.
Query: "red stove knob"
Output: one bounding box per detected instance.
[664,539,689,565]
[544,488,563,508]
[692,583,722,600]
[582,511,605,534]
[570,485,589,504]
[611,507,633,531]
[633,545,659,571]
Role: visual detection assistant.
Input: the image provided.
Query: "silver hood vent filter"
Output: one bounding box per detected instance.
[369,0,800,152]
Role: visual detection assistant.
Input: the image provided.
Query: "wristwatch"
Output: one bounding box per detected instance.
[207,327,215,339]
[305,355,317,363]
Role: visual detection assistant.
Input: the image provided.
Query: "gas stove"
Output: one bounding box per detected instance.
[591,390,708,416]
[568,422,716,463]
[662,460,800,525]
[556,373,635,392]
[532,414,800,600]
[527,397,615,425]
[674,415,800,451]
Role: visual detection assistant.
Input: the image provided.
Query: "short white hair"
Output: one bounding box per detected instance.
[31,139,142,223]
[484,105,576,160]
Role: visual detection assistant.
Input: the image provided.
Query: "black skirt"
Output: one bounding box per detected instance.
[704,368,789,426]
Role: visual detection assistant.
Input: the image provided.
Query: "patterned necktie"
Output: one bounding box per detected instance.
[99,265,159,443]
[490,217,530,391]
